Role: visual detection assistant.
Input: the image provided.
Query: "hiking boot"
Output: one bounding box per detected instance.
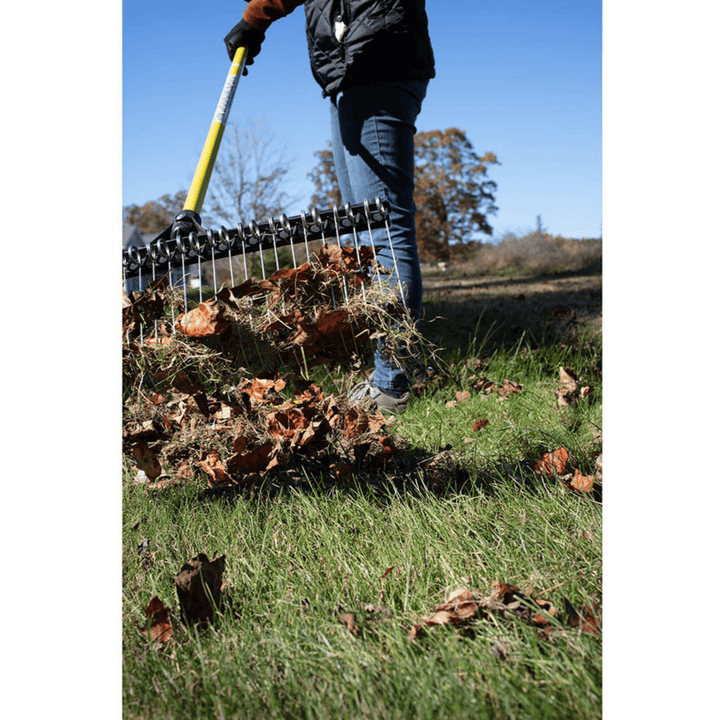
[348,380,411,415]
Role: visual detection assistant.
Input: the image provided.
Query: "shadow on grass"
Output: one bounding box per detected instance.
[420,260,602,353]
[190,445,601,508]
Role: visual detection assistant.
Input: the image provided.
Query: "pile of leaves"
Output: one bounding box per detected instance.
[124,243,420,374]
[124,374,398,488]
[123,244,427,488]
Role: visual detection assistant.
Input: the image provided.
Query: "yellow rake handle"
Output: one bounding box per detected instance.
[183,46,249,214]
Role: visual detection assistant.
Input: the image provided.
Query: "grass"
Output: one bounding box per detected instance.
[123,288,602,720]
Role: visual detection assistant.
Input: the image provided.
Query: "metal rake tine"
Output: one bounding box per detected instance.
[381,208,407,309]
[268,216,287,315]
[208,228,218,295]
[268,216,282,273]
[251,219,272,322]
[237,220,255,331]
[279,213,298,268]
[180,253,189,313]
[331,205,351,309]
[299,210,311,262]
[314,206,327,248]
[239,220,250,281]
[222,226,235,287]
[148,243,159,341]
[344,202,368,305]
[363,199,382,285]
[137,256,145,346]
[187,231,203,304]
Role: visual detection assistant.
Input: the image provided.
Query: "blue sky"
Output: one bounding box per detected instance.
[123,0,602,240]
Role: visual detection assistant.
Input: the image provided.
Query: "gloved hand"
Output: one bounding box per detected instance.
[224,19,265,72]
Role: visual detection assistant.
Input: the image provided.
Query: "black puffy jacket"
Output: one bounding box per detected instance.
[304,0,435,97]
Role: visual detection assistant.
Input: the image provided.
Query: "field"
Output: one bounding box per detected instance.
[123,257,602,719]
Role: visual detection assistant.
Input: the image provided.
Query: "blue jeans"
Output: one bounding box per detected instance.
[329,80,429,395]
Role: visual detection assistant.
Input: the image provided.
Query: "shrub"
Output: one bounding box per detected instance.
[461,229,602,275]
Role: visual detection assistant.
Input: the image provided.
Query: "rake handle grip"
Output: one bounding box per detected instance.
[183,46,249,215]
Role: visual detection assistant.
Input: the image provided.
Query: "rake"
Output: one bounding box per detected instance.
[122,47,405,339]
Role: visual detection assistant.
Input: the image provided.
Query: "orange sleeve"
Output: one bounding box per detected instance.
[242,0,306,32]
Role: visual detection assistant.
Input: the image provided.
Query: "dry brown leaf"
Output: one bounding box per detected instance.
[499,379,523,397]
[267,408,310,440]
[132,442,162,480]
[228,443,273,475]
[490,581,521,604]
[199,452,233,485]
[534,447,570,476]
[175,461,194,481]
[380,566,395,580]
[376,435,397,458]
[569,469,595,493]
[564,598,602,636]
[170,370,204,395]
[175,299,229,338]
[456,390,471,403]
[174,553,226,624]
[559,366,578,391]
[142,596,174,644]
[367,413,388,435]
[409,587,481,640]
[338,612,359,635]
[556,367,593,407]
[472,418,489,432]
[343,407,369,439]
[240,378,286,405]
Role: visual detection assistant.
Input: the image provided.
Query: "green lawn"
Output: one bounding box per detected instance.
[123,284,602,719]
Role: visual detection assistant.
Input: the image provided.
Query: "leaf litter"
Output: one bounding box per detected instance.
[123,244,436,490]
[407,581,601,644]
[126,246,602,655]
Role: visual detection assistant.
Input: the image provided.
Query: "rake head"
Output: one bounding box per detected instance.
[122,199,415,372]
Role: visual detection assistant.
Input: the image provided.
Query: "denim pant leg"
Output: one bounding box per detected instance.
[329,80,428,394]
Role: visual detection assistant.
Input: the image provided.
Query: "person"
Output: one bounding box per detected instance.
[224,0,435,413]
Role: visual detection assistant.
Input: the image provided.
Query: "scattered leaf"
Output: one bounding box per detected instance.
[174,553,226,624]
[362,603,392,617]
[559,366,578,390]
[564,598,602,636]
[569,469,595,493]
[556,366,593,407]
[499,379,523,397]
[534,447,570,476]
[338,612,359,635]
[141,596,174,644]
[472,418,489,432]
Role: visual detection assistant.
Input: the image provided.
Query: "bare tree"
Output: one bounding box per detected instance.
[203,118,300,229]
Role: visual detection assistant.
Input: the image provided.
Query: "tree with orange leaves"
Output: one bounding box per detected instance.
[414,128,499,262]
[308,128,499,262]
